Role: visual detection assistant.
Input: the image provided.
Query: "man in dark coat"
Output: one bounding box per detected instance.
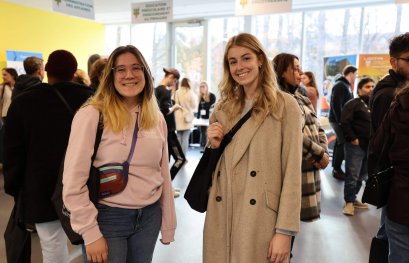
[367,32,409,263]
[3,50,94,262]
[12,56,45,100]
[329,65,357,180]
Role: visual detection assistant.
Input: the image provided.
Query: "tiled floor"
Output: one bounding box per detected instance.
[0,147,380,263]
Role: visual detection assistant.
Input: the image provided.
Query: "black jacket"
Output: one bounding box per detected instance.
[368,70,406,174]
[3,82,93,223]
[329,76,353,123]
[369,69,407,134]
[341,96,371,150]
[197,92,216,119]
[155,85,176,132]
[12,74,42,100]
[372,92,409,225]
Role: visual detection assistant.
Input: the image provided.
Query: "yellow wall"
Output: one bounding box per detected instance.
[0,1,105,81]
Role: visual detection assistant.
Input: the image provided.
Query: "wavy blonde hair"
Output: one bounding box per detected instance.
[87,45,159,132]
[217,33,283,120]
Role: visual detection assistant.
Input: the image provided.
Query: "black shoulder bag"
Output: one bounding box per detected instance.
[184,109,253,213]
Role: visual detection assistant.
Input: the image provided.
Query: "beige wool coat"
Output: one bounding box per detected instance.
[203,92,303,263]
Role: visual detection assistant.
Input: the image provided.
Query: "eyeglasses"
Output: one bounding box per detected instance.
[395,57,409,63]
[112,64,144,76]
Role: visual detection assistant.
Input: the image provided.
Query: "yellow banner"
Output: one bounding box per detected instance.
[358,54,390,80]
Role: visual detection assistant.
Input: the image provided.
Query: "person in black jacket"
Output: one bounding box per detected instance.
[197,81,216,149]
[329,65,357,180]
[154,68,186,197]
[368,32,409,263]
[372,84,409,262]
[340,77,374,216]
[3,50,94,263]
[11,56,44,100]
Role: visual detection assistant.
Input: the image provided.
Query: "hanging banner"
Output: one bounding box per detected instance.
[52,0,95,20]
[358,54,390,81]
[6,50,43,75]
[132,0,173,24]
[235,0,292,16]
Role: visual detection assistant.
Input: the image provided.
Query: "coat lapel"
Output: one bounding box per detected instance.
[229,114,265,168]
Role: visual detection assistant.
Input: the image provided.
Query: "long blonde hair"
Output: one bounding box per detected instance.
[199,81,211,102]
[87,45,159,132]
[217,33,282,120]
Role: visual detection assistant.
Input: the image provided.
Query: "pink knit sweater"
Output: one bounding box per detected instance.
[62,105,176,245]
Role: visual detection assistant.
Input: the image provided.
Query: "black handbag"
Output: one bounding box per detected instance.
[362,166,394,209]
[362,106,394,209]
[184,109,253,213]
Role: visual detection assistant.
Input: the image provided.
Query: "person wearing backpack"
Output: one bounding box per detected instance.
[3,50,93,263]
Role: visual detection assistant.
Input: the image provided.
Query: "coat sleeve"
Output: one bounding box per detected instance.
[3,100,25,197]
[330,83,346,123]
[276,95,303,233]
[341,100,357,142]
[155,88,171,116]
[158,115,177,243]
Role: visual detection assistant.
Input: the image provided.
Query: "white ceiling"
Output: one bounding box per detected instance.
[4,0,395,24]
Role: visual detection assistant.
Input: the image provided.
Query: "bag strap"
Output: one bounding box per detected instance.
[92,113,104,162]
[124,112,139,164]
[50,87,74,115]
[219,108,253,149]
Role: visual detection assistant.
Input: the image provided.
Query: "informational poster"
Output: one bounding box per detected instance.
[132,1,173,24]
[6,50,43,75]
[358,54,390,81]
[235,0,292,16]
[52,0,95,20]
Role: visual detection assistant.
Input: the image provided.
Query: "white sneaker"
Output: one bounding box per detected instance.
[343,202,355,216]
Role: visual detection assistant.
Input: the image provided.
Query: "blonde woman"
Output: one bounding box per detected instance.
[204,33,302,263]
[63,45,176,263]
[197,81,216,149]
[174,77,197,154]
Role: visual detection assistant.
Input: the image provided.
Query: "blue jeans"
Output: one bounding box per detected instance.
[85,202,162,263]
[344,142,368,202]
[386,216,409,262]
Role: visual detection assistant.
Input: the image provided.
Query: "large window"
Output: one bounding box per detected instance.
[105,24,131,55]
[207,17,244,94]
[174,23,205,93]
[252,12,303,59]
[131,23,168,84]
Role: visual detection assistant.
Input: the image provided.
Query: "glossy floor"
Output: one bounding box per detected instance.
[0,147,380,263]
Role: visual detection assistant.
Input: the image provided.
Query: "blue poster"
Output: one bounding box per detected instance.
[6,50,43,75]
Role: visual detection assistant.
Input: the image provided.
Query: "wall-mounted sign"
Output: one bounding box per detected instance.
[132,1,172,24]
[52,0,95,20]
[6,50,43,75]
[395,0,409,3]
[235,0,292,16]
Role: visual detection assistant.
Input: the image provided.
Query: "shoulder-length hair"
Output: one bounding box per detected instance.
[217,33,282,120]
[303,71,317,89]
[87,45,159,132]
[272,53,299,93]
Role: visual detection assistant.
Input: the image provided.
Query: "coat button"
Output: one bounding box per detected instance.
[217,171,221,177]
[216,196,222,202]
[250,171,256,177]
[250,199,256,205]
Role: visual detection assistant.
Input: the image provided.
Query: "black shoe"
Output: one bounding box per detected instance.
[332,169,346,180]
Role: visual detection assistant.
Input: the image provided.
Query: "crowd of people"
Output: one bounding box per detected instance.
[0,31,408,263]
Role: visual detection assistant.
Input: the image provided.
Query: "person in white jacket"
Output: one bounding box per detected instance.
[174,78,198,155]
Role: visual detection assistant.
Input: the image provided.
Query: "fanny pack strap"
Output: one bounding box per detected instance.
[124,112,139,165]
